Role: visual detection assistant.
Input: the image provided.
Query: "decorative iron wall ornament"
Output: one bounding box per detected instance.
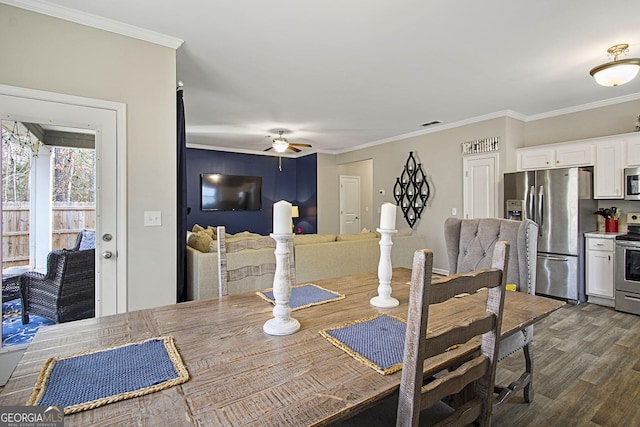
[461,136,500,155]
[393,152,430,228]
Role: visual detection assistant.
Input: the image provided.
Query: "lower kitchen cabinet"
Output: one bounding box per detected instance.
[585,234,615,306]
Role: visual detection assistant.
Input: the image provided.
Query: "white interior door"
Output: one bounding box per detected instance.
[463,154,499,219]
[340,175,361,234]
[0,90,123,318]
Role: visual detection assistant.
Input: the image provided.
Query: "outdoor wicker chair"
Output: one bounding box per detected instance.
[20,231,95,324]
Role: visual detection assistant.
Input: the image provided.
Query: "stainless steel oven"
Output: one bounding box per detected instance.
[615,213,640,315]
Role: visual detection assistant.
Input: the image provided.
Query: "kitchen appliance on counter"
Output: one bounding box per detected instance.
[624,167,640,200]
[504,167,597,302]
[615,212,640,315]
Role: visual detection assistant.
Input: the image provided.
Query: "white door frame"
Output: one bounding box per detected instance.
[0,84,128,315]
[463,153,499,219]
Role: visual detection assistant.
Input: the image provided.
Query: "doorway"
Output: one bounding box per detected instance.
[0,85,126,383]
[340,175,361,234]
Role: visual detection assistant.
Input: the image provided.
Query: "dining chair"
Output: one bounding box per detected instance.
[396,243,509,426]
[338,244,509,427]
[216,226,295,296]
[444,217,538,405]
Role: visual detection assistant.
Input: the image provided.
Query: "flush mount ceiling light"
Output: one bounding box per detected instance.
[272,130,289,153]
[590,44,640,87]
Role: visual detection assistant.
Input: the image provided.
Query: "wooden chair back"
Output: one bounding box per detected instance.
[397,242,509,427]
[216,226,295,296]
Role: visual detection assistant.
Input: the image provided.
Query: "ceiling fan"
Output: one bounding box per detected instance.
[264,130,312,153]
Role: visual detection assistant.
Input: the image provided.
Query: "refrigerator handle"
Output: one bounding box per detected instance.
[537,185,544,236]
[527,185,535,222]
[537,255,569,262]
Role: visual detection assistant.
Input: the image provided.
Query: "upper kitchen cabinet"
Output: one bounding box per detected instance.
[517,143,592,170]
[517,134,640,197]
[594,139,624,199]
[555,143,594,167]
[625,133,640,167]
[517,147,555,170]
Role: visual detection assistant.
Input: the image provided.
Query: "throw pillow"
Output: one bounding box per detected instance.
[78,230,96,250]
[187,231,213,253]
[192,224,205,233]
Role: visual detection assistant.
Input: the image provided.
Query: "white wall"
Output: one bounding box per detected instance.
[323,101,640,272]
[523,98,640,147]
[0,5,177,310]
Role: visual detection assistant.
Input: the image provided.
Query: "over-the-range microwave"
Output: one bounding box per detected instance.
[625,167,640,200]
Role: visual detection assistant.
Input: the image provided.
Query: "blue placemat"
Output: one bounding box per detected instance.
[320,314,406,375]
[257,283,345,311]
[27,336,189,414]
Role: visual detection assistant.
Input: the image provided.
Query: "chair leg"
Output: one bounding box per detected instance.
[20,283,29,325]
[523,342,534,403]
[494,344,534,407]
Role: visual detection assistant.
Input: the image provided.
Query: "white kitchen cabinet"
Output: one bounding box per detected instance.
[517,143,592,171]
[594,140,624,199]
[554,143,593,167]
[626,133,640,166]
[585,235,615,306]
[518,147,554,170]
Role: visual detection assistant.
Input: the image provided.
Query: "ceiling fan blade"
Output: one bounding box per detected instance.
[264,146,273,152]
[289,143,313,148]
[287,146,301,153]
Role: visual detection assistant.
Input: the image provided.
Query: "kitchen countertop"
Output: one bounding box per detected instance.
[584,231,625,238]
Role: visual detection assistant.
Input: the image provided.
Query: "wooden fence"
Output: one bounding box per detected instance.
[2,202,95,269]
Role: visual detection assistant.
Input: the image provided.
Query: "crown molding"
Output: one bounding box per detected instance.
[186,143,303,158]
[1,0,183,49]
[333,110,526,155]
[525,92,640,122]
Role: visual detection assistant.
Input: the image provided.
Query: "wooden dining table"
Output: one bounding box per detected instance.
[0,268,564,426]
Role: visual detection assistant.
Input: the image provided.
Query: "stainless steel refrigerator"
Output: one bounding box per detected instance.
[504,167,597,302]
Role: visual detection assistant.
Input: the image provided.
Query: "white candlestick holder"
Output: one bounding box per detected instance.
[263,233,300,336]
[370,228,399,308]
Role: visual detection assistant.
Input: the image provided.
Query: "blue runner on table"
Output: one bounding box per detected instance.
[320,314,407,375]
[257,283,345,310]
[28,336,189,414]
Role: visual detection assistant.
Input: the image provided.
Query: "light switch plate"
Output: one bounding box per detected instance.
[144,211,162,226]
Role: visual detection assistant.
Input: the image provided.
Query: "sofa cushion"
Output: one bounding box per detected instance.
[188,231,213,253]
[336,231,378,241]
[293,234,337,245]
[227,231,263,241]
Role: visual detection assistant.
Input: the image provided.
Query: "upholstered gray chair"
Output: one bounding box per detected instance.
[444,216,538,404]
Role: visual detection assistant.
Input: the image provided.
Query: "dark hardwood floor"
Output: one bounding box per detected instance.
[492,302,640,427]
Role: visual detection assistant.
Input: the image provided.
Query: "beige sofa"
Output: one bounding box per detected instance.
[186,230,428,300]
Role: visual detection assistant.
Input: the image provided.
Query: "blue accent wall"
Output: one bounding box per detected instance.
[186,149,317,235]
[295,154,318,234]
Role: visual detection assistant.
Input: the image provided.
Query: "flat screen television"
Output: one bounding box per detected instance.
[201,174,262,211]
